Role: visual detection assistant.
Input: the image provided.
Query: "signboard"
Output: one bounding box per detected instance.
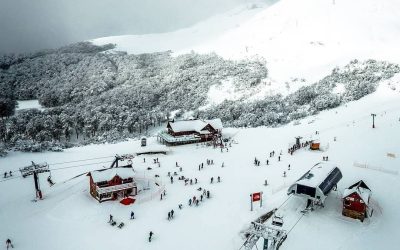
[250,192,263,211]
[252,192,261,202]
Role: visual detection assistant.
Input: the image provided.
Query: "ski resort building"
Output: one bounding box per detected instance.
[87,168,137,202]
[157,119,223,146]
[287,162,342,205]
[342,180,372,222]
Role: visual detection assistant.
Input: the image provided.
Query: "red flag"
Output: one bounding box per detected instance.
[252,192,261,202]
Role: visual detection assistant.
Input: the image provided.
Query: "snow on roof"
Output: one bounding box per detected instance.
[90,168,135,183]
[296,162,339,188]
[136,144,170,155]
[168,120,207,133]
[168,119,222,133]
[343,181,371,203]
[206,118,223,130]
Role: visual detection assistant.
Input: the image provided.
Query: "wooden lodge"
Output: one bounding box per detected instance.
[157,118,223,146]
[87,168,137,203]
[342,180,372,222]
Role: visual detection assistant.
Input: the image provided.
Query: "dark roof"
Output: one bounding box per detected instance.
[318,167,342,195]
[347,180,371,191]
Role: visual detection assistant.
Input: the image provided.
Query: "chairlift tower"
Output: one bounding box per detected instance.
[295,136,303,147]
[109,154,135,168]
[19,162,50,200]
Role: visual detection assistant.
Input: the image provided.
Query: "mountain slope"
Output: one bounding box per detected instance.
[93,0,400,82]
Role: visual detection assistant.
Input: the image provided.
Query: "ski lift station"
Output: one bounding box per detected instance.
[287,162,342,205]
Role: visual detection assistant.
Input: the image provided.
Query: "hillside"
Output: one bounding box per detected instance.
[93,0,400,82]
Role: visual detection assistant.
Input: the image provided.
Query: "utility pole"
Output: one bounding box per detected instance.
[371,113,376,128]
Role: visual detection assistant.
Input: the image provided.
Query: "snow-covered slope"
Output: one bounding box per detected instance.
[1,81,399,250]
[93,0,400,82]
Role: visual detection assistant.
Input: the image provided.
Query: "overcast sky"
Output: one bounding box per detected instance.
[0,0,249,54]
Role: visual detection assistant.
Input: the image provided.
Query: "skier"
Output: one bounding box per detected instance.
[210,177,214,184]
[170,176,173,184]
[266,159,269,165]
[278,156,281,161]
[6,239,13,249]
[207,190,210,198]
[163,190,166,196]
[221,162,224,168]
[130,211,135,219]
[189,199,192,206]
[288,164,291,170]
[171,209,174,218]
[167,212,171,220]
[178,204,183,209]
[149,231,154,242]
[4,172,7,178]
[195,178,197,184]
[109,214,114,223]
[9,171,12,176]
[190,179,193,185]
[143,158,146,163]
[160,194,163,200]
[200,195,203,202]
[283,171,286,177]
[179,167,182,172]
[176,162,178,167]
[217,176,221,182]
[47,176,54,186]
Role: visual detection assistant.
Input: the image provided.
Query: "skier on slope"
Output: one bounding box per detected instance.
[130,211,135,219]
[6,239,13,249]
[149,231,154,242]
[109,214,114,223]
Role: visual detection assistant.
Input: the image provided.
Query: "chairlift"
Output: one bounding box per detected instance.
[272,215,284,227]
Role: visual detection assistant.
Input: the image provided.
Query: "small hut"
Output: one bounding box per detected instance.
[310,140,320,150]
[141,137,147,147]
[342,180,372,222]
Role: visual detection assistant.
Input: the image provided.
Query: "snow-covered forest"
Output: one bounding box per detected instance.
[0,42,399,154]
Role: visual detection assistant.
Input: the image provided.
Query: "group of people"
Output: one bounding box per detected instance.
[3,171,12,178]
[167,209,175,220]
[288,140,312,155]
[188,188,211,206]
[210,176,221,184]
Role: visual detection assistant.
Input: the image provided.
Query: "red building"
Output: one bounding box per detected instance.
[87,168,137,203]
[342,180,372,222]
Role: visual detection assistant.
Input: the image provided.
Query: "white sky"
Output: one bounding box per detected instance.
[0,0,249,53]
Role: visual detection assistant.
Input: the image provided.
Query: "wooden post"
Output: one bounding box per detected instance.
[250,194,253,211]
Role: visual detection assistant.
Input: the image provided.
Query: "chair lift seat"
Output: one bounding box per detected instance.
[272,215,284,227]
